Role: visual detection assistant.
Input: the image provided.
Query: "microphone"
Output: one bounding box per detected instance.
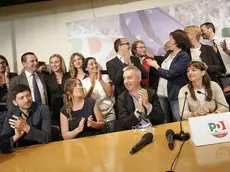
[197,91,230,110]
[165,129,175,150]
[174,91,190,141]
[130,132,153,155]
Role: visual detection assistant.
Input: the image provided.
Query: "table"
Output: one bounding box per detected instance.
[1,121,230,172]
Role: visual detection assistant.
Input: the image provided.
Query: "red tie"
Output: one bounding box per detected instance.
[141,59,150,87]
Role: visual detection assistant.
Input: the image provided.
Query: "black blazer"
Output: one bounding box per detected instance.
[106,56,148,98]
[117,88,165,130]
[45,73,68,124]
[189,44,224,77]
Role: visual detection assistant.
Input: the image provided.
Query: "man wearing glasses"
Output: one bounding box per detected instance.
[106,38,148,99]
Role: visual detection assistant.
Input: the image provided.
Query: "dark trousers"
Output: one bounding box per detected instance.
[0,111,7,134]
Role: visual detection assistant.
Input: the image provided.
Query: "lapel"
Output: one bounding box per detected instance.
[114,56,123,66]
[21,72,30,86]
[199,44,207,62]
[124,91,135,113]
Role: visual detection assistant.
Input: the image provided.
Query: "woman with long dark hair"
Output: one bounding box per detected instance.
[179,61,229,119]
[60,78,104,139]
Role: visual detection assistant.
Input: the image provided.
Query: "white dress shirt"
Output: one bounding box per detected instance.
[157,55,174,97]
[205,36,230,74]
[25,70,46,104]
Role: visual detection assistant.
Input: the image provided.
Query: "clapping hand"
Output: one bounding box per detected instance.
[87,115,94,128]
[77,118,85,132]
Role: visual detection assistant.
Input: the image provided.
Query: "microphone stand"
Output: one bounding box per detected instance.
[197,91,230,110]
[174,92,190,141]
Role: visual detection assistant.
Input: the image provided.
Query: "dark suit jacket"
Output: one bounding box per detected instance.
[106,56,148,97]
[45,73,68,124]
[118,88,165,130]
[157,50,191,101]
[7,71,48,112]
[188,44,224,80]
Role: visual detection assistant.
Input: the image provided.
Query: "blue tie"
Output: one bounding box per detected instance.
[32,73,42,104]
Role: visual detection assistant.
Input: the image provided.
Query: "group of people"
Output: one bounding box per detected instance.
[0,22,230,153]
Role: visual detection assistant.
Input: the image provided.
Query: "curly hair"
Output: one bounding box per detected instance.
[63,78,82,120]
[69,52,85,78]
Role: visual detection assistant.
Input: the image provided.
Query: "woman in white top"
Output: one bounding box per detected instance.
[179,61,229,120]
[82,57,116,133]
[184,25,224,83]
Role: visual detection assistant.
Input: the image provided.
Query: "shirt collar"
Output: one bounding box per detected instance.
[117,55,124,63]
[14,102,38,118]
[25,70,36,78]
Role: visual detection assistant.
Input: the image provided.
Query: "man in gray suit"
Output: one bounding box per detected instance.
[8,52,48,112]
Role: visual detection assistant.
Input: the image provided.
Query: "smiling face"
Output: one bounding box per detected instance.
[73,55,84,69]
[86,58,98,74]
[123,69,141,91]
[50,56,61,72]
[0,58,7,73]
[187,65,205,82]
[134,42,146,57]
[22,54,39,73]
[12,90,32,110]
[200,25,212,40]
[118,38,131,56]
[72,79,84,98]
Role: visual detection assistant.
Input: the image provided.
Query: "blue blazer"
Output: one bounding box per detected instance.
[157,50,191,101]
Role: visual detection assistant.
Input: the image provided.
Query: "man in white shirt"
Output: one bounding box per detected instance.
[200,22,230,75]
[8,52,48,112]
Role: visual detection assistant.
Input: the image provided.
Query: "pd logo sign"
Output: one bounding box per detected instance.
[208,121,228,138]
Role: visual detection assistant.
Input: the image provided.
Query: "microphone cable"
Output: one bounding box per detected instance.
[166,141,185,172]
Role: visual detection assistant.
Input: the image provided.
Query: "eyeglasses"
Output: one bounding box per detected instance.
[120,42,130,46]
[136,46,146,49]
[0,61,6,66]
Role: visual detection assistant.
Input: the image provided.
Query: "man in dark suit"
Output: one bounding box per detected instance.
[8,52,48,112]
[118,66,164,130]
[106,38,148,98]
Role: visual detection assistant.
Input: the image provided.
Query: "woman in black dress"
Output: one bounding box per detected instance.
[46,54,67,125]
[0,55,17,133]
[60,78,104,139]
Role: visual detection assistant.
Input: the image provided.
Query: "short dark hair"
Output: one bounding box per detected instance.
[11,84,31,100]
[131,40,145,55]
[0,55,9,66]
[200,22,216,33]
[114,38,122,53]
[21,52,35,63]
[170,29,190,50]
[82,57,96,73]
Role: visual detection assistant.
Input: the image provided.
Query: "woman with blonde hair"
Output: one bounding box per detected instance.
[184,25,224,82]
[179,61,229,120]
[60,78,105,139]
[69,52,86,80]
[46,54,68,125]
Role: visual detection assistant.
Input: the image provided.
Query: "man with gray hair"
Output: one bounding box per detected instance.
[117,66,164,130]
